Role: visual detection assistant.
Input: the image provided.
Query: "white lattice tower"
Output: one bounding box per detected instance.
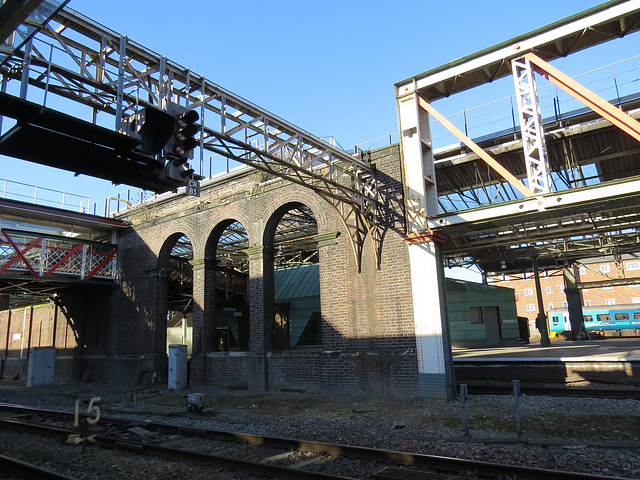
[512,55,552,194]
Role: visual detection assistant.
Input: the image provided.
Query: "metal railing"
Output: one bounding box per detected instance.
[1,178,90,212]
[352,55,640,154]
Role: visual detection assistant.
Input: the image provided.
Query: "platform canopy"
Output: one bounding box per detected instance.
[396,0,640,276]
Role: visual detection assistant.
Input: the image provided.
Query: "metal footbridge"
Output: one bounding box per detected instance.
[0,197,127,299]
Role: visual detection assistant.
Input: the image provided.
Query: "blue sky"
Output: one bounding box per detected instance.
[2,0,635,213]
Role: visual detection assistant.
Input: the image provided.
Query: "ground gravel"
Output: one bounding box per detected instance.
[1,380,639,479]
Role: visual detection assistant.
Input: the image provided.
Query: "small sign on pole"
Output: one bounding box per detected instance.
[186,179,200,197]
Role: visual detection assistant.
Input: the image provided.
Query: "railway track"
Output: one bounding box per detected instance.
[0,453,78,480]
[0,403,632,480]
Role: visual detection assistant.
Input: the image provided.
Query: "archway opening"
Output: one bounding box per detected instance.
[165,234,194,353]
[214,221,249,351]
[271,204,321,350]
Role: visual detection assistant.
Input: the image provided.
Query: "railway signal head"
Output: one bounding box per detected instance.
[165,103,200,160]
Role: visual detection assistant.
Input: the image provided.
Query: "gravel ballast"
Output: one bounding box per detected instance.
[1,381,639,479]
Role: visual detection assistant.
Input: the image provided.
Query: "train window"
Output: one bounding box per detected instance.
[634,312,640,320]
[597,314,611,322]
[583,315,593,322]
[615,313,630,321]
[551,315,559,324]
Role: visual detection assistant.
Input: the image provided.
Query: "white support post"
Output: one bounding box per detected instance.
[397,90,455,400]
[512,56,552,194]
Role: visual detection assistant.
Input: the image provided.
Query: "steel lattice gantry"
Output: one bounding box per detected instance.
[0,6,379,269]
[397,0,640,273]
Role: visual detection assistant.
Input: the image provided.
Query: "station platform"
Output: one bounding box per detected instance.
[451,339,640,385]
[453,338,640,361]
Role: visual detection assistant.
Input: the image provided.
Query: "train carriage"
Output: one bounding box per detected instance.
[549,304,640,338]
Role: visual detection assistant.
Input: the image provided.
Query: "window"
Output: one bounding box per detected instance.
[524,288,534,296]
[634,313,640,320]
[548,303,554,309]
[562,302,568,307]
[579,267,586,275]
[632,297,640,304]
[469,307,484,324]
[545,287,552,294]
[523,272,531,279]
[502,274,510,281]
[597,314,611,321]
[560,285,566,292]
[584,315,594,322]
[526,304,536,312]
[615,313,630,321]
[584,301,591,306]
[605,299,616,306]
[600,264,611,273]
[626,261,640,271]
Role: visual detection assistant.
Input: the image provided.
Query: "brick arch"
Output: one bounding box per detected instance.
[204,216,251,259]
[144,230,197,381]
[263,202,317,248]
[261,187,335,240]
[157,230,193,268]
[261,198,322,357]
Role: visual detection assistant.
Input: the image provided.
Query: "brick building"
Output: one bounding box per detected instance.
[489,255,640,337]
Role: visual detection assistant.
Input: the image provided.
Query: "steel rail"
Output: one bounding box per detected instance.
[0,416,357,480]
[0,403,631,480]
[0,453,78,480]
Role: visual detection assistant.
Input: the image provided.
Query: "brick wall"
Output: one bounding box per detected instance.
[108,145,420,396]
[0,286,109,382]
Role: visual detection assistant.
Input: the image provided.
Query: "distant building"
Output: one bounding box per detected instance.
[489,255,640,338]
[445,278,521,346]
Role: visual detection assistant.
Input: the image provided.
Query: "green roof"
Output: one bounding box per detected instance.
[275,264,320,301]
[445,277,512,293]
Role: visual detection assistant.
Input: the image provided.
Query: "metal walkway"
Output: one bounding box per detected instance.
[0,198,127,298]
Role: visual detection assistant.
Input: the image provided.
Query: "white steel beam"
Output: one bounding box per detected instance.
[396,0,640,100]
[428,176,640,229]
[396,90,455,400]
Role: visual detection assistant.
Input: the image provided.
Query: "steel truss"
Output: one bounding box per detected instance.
[0,7,378,269]
[0,228,117,283]
[512,56,552,194]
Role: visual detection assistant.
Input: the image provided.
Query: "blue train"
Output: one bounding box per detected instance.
[549,304,640,338]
